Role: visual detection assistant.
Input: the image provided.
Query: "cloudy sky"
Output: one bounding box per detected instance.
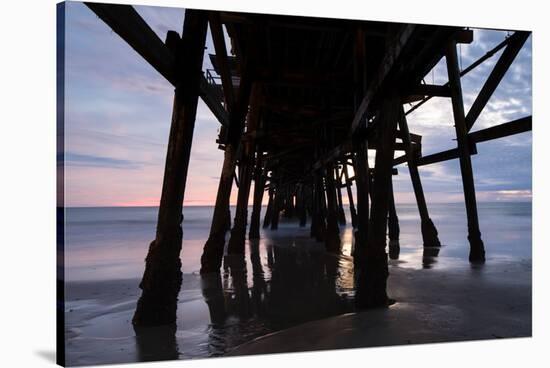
[62,2,532,207]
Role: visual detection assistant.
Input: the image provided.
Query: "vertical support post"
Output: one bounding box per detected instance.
[227,154,253,254]
[445,40,486,263]
[343,161,358,227]
[283,189,295,218]
[311,173,326,241]
[200,32,257,272]
[201,145,238,272]
[398,110,441,247]
[227,84,262,254]
[263,186,274,228]
[355,95,399,308]
[352,26,370,262]
[335,166,347,225]
[310,178,320,238]
[248,152,265,239]
[387,178,400,259]
[271,186,281,230]
[133,10,207,326]
[297,183,308,227]
[324,165,342,253]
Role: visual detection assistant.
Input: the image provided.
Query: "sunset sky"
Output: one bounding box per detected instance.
[62,2,532,207]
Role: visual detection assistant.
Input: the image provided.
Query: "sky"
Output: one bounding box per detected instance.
[62,1,532,207]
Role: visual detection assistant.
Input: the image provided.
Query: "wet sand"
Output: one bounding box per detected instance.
[229,258,531,355]
[63,203,531,366]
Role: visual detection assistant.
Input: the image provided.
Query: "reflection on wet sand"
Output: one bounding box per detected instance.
[134,324,179,362]
[422,247,440,269]
[196,237,355,356]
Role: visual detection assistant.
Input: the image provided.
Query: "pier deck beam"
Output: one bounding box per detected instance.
[398,110,441,247]
[355,95,399,309]
[133,10,207,326]
[446,40,486,263]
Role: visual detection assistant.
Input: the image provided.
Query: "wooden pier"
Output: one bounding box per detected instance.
[85,2,532,325]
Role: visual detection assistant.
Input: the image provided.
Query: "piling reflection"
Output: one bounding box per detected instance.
[200,273,227,326]
[134,324,179,362]
[422,247,440,269]
[198,240,355,354]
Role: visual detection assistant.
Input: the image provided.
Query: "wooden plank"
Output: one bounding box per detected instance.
[85,3,229,126]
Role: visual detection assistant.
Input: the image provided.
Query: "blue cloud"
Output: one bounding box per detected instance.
[63,152,144,169]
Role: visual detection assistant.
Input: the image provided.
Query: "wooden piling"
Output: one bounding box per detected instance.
[298,183,308,227]
[227,154,253,254]
[248,152,265,239]
[335,167,347,225]
[200,145,238,273]
[445,40,486,263]
[343,162,358,227]
[227,84,262,254]
[311,173,326,241]
[200,63,256,272]
[271,187,281,230]
[324,165,342,253]
[133,10,207,326]
[387,178,400,259]
[352,26,370,263]
[355,95,399,309]
[263,186,274,228]
[398,110,441,247]
[283,189,295,219]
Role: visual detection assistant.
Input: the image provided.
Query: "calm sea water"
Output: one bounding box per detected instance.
[64,202,531,282]
[63,202,531,365]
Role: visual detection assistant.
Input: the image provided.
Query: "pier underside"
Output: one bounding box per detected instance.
[84,2,531,327]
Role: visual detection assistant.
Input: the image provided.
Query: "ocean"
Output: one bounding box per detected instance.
[64,202,531,281]
[63,202,532,365]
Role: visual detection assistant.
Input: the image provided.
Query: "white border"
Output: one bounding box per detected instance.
[1,0,548,367]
